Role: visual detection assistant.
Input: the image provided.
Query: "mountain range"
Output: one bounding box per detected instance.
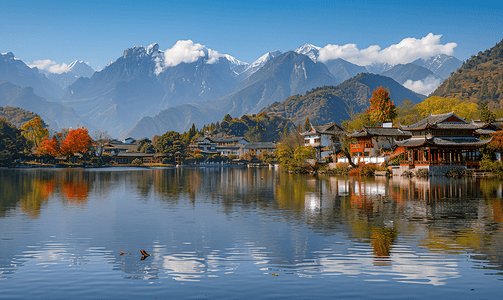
[1,52,64,100]
[261,73,427,126]
[1,42,464,139]
[0,81,94,132]
[46,60,94,90]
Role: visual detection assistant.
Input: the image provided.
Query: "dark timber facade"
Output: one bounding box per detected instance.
[393,112,492,176]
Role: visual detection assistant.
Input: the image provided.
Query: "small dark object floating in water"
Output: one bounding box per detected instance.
[140,250,150,260]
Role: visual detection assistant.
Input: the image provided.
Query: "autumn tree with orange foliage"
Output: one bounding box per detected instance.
[60,127,92,157]
[488,131,503,153]
[38,135,61,156]
[366,87,397,124]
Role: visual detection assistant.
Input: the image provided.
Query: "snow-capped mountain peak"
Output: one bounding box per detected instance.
[146,43,160,55]
[295,43,320,62]
[122,44,161,59]
[223,54,250,76]
[234,50,282,79]
[223,54,248,67]
[250,50,282,69]
[67,60,94,78]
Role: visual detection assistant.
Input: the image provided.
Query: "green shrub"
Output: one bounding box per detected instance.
[90,157,101,165]
[416,169,429,178]
[330,162,350,175]
[101,153,112,164]
[131,158,142,166]
[401,170,415,177]
[445,167,472,178]
[388,153,404,166]
[0,150,13,166]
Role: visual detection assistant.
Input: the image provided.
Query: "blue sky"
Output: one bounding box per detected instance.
[1,0,501,71]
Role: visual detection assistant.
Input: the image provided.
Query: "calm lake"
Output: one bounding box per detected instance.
[1,167,502,299]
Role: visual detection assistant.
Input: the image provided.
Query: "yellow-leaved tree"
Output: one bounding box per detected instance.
[21,116,49,149]
[415,96,480,121]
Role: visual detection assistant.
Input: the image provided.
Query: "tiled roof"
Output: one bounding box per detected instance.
[429,137,491,146]
[114,152,160,157]
[396,137,491,147]
[475,128,498,135]
[104,144,137,151]
[349,126,411,138]
[300,122,346,136]
[211,137,247,143]
[193,136,248,143]
[216,145,241,150]
[400,112,478,130]
[241,142,276,149]
[395,138,428,147]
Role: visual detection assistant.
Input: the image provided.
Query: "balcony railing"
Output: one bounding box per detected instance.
[400,159,480,166]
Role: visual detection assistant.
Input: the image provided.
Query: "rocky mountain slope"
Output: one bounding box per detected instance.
[62,44,240,137]
[261,73,426,126]
[0,81,94,132]
[120,51,339,139]
[431,39,503,109]
[0,52,63,100]
[46,60,94,90]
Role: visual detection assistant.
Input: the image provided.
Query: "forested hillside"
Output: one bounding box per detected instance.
[0,106,45,129]
[200,112,294,142]
[261,73,426,126]
[431,39,503,109]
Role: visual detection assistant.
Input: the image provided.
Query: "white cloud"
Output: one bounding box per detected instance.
[403,75,443,95]
[155,40,223,75]
[318,33,457,66]
[28,59,70,74]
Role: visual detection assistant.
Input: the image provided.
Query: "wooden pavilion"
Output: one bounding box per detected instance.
[394,112,492,175]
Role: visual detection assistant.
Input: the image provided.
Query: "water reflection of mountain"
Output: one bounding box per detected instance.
[1,168,503,285]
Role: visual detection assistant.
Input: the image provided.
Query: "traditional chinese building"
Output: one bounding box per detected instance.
[190,136,249,156]
[300,122,346,160]
[348,123,411,163]
[393,112,491,176]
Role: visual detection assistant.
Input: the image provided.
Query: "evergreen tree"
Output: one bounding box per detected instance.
[480,102,497,123]
[304,117,311,132]
[223,114,232,123]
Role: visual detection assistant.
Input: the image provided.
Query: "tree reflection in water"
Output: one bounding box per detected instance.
[1,168,503,284]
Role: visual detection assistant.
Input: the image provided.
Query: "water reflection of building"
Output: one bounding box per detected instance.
[390,177,481,203]
[2,168,503,289]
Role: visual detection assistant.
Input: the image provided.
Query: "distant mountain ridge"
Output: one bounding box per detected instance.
[212,51,339,116]
[294,44,461,95]
[412,54,462,79]
[120,51,340,139]
[46,60,94,90]
[236,50,282,80]
[62,43,241,137]
[1,41,465,139]
[0,52,63,100]
[261,73,426,126]
[381,63,442,84]
[0,81,95,132]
